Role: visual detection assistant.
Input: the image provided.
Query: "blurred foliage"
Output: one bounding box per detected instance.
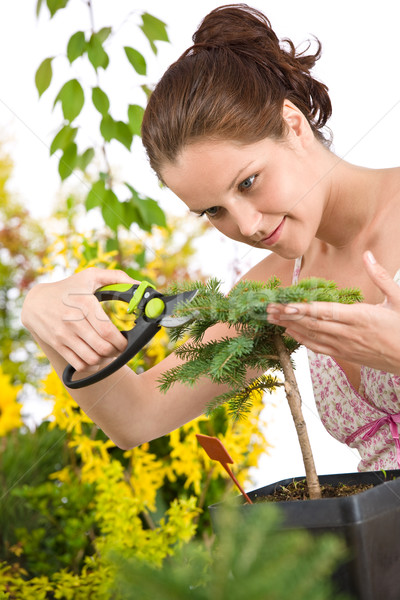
[0,150,50,384]
[112,504,350,600]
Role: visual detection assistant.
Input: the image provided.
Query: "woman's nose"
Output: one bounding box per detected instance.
[233,205,263,238]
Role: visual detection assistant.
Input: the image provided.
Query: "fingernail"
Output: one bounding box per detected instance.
[267,306,279,314]
[366,250,376,264]
[284,306,299,314]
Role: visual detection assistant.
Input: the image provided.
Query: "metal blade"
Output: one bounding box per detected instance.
[160,289,198,327]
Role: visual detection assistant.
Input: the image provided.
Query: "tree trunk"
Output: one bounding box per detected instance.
[273,333,322,500]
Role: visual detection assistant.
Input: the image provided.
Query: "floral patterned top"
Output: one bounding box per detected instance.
[292,257,400,471]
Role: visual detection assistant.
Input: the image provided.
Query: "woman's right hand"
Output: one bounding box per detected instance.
[21,267,137,373]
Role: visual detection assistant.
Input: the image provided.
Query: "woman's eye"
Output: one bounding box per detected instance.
[200,206,220,218]
[238,175,256,192]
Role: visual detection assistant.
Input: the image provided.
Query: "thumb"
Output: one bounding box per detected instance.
[363,251,400,308]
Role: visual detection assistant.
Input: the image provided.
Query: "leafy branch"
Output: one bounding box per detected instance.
[35,0,168,241]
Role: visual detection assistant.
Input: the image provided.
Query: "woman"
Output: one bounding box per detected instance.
[22,4,400,470]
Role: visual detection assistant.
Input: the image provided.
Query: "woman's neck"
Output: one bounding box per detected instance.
[316,156,387,250]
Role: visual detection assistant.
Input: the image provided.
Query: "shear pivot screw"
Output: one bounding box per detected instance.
[145,298,165,319]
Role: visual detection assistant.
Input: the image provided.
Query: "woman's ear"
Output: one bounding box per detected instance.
[282,100,314,147]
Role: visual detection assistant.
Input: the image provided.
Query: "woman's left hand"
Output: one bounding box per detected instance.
[267,251,400,375]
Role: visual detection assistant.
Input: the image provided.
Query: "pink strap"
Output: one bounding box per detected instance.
[292,256,302,285]
[346,413,400,467]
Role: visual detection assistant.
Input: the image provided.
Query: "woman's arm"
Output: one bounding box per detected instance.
[21,267,241,448]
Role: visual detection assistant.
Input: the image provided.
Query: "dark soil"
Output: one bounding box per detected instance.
[253,479,375,502]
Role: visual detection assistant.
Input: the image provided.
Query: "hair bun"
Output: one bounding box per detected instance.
[192,3,279,52]
[190,3,331,137]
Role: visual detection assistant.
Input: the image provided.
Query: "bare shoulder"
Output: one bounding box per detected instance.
[238,252,296,287]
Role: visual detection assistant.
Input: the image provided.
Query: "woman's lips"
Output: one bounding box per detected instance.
[260,217,285,247]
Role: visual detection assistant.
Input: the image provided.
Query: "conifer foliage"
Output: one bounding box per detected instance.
[160,277,362,499]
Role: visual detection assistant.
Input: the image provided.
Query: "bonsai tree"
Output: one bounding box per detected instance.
[159,277,362,500]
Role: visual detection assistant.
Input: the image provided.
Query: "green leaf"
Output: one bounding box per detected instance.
[58,142,77,180]
[36,0,44,17]
[96,27,112,44]
[85,179,106,210]
[135,249,146,268]
[67,31,86,63]
[100,114,117,142]
[101,189,126,232]
[35,58,53,97]
[66,195,75,212]
[99,116,132,149]
[46,0,69,18]
[125,184,166,230]
[92,87,110,116]
[54,79,84,122]
[76,147,95,171]
[140,199,166,229]
[83,239,98,262]
[123,202,141,228]
[105,237,119,253]
[87,33,109,70]
[50,125,77,155]
[127,104,144,137]
[140,12,169,55]
[114,121,133,150]
[141,84,152,99]
[124,47,146,75]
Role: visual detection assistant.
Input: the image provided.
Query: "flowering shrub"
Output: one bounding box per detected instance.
[0,369,22,436]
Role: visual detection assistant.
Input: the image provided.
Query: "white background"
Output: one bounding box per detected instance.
[1,1,400,486]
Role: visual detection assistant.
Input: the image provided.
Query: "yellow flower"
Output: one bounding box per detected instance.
[41,369,92,433]
[69,435,115,483]
[49,466,72,484]
[0,368,22,436]
[124,445,166,512]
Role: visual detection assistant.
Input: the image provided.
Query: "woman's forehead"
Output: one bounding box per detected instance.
[162,140,249,186]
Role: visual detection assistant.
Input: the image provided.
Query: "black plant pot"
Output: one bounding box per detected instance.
[209,470,400,600]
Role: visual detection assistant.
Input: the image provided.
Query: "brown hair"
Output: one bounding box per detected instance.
[141,4,332,179]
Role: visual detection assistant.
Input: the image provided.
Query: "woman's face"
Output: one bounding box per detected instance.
[161,134,329,260]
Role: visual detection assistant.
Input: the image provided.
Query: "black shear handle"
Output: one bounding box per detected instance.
[62,317,160,389]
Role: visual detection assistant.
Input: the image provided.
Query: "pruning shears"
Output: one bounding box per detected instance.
[62,280,197,389]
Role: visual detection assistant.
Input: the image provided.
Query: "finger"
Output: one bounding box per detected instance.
[284,330,341,359]
[65,349,114,376]
[268,301,361,326]
[62,290,128,353]
[60,341,102,373]
[363,251,400,307]
[62,329,119,371]
[80,316,127,356]
[284,319,355,358]
[284,313,345,342]
[87,267,138,293]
